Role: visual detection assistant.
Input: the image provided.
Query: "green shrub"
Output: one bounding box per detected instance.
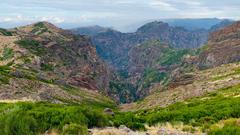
[0,102,111,135]
[2,112,38,135]
[142,85,240,128]
[0,47,14,61]
[41,63,54,71]
[15,39,46,56]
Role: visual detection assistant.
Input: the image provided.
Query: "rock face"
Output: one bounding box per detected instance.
[199,21,240,69]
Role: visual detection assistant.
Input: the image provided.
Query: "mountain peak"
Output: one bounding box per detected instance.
[137,21,169,33]
[15,21,65,36]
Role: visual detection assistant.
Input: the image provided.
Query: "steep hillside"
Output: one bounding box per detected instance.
[0,22,113,104]
[107,40,198,103]
[199,21,240,69]
[128,40,197,98]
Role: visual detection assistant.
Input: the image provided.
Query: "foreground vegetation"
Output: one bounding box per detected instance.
[0,84,239,134]
[0,102,115,135]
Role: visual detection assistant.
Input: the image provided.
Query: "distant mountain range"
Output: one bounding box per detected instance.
[72,19,234,70]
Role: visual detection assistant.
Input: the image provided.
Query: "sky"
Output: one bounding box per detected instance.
[1,0,240,31]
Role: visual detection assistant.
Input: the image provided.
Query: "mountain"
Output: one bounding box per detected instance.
[209,19,234,32]
[0,21,240,135]
[89,21,208,70]
[199,21,240,69]
[72,19,234,70]
[0,22,113,103]
[70,19,236,103]
[164,18,229,30]
[71,25,111,36]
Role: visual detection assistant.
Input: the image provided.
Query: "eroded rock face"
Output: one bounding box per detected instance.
[199,21,240,69]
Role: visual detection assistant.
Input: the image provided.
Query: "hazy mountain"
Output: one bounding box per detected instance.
[71,25,111,36]
[89,21,208,70]
[163,18,229,30]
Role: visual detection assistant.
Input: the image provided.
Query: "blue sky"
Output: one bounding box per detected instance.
[1,0,240,31]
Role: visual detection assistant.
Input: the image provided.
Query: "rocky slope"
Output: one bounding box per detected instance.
[0,22,113,104]
[199,21,240,69]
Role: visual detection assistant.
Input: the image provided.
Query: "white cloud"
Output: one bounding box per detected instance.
[0,15,65,24]
[150,0,178,11]
[0,0,240,30]
[40,16,65,23]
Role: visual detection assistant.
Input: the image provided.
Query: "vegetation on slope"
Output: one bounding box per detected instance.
[0,102,115,135]
[117,84,240,134]
[0,83,239,134]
